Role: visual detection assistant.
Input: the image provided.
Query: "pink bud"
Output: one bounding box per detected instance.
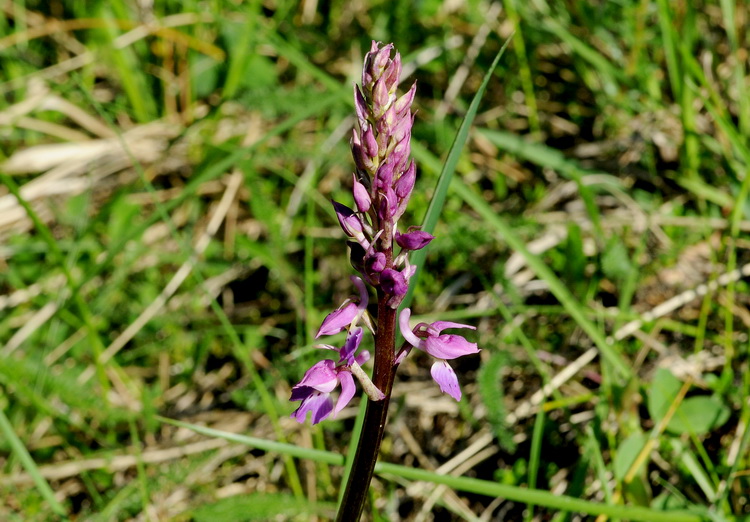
[380,268,408,297]
[363,124,378,158]
[390,111,413,144]
[394,160,416,199]
[350,129,366,171]
[375,156,395,190]
[383,53,402,92]
[394,82,416,116]
[372,78,390,115]
[352,174,371,213]
[396,229,434,251]
[354,85,368,122]
[365,251,386,273]
[373,43,394,72]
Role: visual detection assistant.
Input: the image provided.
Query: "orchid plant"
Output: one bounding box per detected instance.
[289,41,479,520]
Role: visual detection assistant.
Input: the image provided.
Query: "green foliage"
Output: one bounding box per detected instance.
[648,369,731,436]
[477,351,516,452]
[191,493,335,521]
[1,0,749,520]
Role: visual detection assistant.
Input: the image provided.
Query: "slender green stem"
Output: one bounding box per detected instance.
[336,289,397,521]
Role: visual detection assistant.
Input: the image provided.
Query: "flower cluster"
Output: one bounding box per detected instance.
[291,42,479,424]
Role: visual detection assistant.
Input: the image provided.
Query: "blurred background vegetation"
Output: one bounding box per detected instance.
[0,0,749,520]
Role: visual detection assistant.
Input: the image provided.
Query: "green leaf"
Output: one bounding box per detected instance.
[648,369,730,435]
[648,368,682,423]
[601,237,632,282]
[667,396,730,435]
[614,432,648,480]
[191,54,221,99]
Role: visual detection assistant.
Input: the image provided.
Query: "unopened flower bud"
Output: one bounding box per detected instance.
[352,175,372,213]
[380,268,408,297]
[394,160,416,199]
[396,229,434,251]
[354,85,368,123]
[394,82,416,117]
[365,251,386,273]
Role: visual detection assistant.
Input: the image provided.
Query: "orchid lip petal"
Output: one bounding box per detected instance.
[334,370,356,417]
[423,334,479,360]
[430,360,462,401]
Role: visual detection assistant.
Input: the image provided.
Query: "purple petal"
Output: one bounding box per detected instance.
[430,360,462,401]
[291,391,334,424]
[399,308,422,348]
[351,275,369,308]
[332,200,363,238]
[427,321,476,336]
[339,327,363,365]
[289,385,314,402]
[294,360,339,392]
[334,370,356,417]
[423,334,479,360]
[380,268,408,296]
[389,140,412,179]
[316,301,358,338]
[395,230,434,251]
[383,187,397,217]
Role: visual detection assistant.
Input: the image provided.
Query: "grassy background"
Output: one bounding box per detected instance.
[1,0,749,520]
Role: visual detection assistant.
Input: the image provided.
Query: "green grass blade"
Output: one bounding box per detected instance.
[451,181,632,380]
[0,404,67,517]
[402,36,511,309]
[0,172,111,395]
[655,0,682,101]
[159,416,703,522]
[525,409,545,522]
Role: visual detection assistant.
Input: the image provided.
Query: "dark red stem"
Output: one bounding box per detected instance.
[335,288,397,521]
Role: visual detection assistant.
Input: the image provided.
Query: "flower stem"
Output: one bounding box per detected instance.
[336,290,397,521]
